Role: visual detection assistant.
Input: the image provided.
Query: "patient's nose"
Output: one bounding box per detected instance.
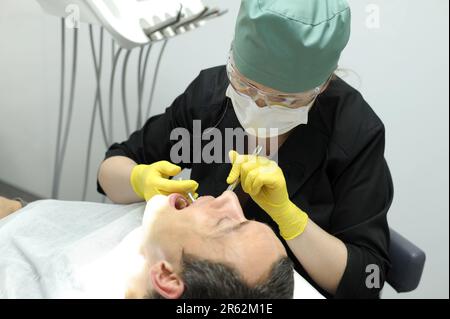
[217,191,247,222]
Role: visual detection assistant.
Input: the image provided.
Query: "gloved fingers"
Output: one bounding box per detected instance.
[251,176,264,197]
[251,168,276,196]
[251,170,280,193]
[241,156,277,189]
[257,161,277,178]
[243,169,259,195]
[158,190,172,196]
[155,161,182,178]
[228,150,270,184]
[251,173,268,198]
[156,178,199,194]
[143,186,161,201]
[240,161,259,192]
[227,150,244,184]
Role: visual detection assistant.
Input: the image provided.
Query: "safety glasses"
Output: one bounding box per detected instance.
[226,52,330,109]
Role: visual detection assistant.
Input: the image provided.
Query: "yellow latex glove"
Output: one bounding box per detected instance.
[227,151,308,240]
[130,161,199,201]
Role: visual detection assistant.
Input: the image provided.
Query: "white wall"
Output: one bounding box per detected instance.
[0,0,448,299]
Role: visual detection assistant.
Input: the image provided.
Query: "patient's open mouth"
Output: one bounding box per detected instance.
[168,194,190,210]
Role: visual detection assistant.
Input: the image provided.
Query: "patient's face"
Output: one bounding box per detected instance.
[140,191,287,285]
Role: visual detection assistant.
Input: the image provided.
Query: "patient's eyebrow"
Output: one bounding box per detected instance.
[220,220,251,234]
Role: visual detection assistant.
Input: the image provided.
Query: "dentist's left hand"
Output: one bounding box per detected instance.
[130,161,199,201]
[227,151,309,240]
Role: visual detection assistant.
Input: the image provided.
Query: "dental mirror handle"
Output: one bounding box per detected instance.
[177,177,196,202]
[227,145,263,192]
[187,192,196,203]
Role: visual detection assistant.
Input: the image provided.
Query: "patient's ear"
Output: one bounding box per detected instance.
[150,261,184,299]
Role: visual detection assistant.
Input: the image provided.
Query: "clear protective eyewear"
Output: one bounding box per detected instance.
[226,53,330,109]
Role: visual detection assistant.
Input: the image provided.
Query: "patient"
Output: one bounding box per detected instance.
[0,191,294,298]
[124,191,294,299]
[0,196,23,220]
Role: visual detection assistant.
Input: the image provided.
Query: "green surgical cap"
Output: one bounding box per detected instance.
[233,0,351,93]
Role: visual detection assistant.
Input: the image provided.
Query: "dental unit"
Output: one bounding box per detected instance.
[35,0,227,200]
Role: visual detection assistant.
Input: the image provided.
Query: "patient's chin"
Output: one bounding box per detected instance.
[142,195,167,227]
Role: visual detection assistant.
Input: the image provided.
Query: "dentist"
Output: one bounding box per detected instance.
[98,0,393,299]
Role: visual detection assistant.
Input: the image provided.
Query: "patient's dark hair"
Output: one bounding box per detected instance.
[150,253,294,299]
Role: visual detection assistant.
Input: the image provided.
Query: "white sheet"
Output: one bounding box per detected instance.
[0,200,324,299]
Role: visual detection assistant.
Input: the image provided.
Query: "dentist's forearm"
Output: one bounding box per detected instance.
[286,219,348,295]
[227,151,348,294]
[98,156,143,204]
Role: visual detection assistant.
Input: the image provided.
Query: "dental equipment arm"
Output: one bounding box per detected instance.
[36,0,227,49]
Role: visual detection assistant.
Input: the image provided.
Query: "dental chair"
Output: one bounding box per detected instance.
[387,228,426,293]
[384,164,425,294]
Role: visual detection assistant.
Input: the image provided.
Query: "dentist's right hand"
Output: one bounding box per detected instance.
[130,161,199,201]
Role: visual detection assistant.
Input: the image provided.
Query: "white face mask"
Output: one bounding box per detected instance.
[226,85,315,138]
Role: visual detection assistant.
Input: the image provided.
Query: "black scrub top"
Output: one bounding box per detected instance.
[97,66,393,299]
